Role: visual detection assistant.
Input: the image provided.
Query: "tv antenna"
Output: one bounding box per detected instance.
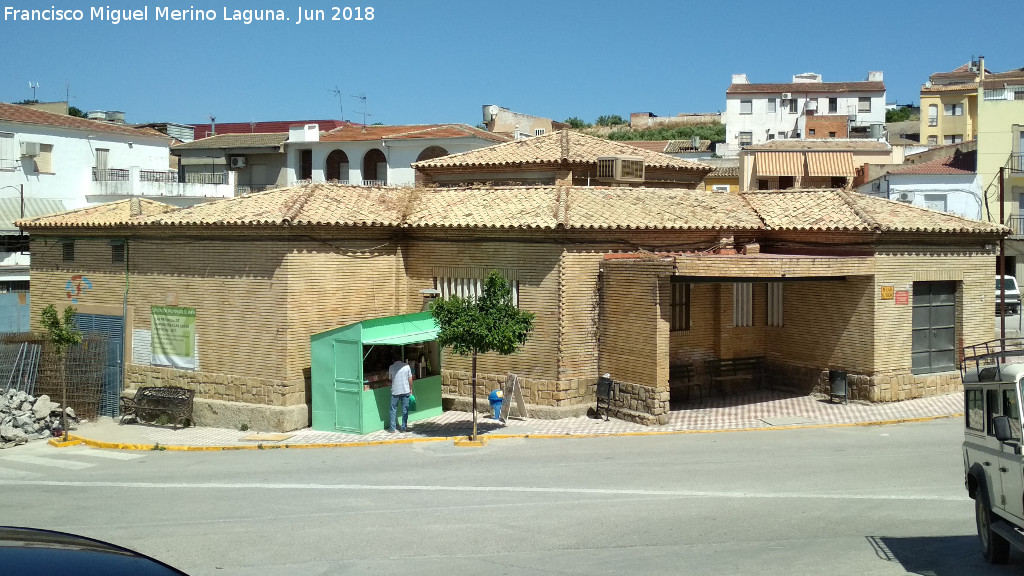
[328,86,344,121]
[350,93,372,125]
[28,82,38,100]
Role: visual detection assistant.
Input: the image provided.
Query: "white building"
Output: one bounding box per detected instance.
[721,72,887,157]
[0,103,235,296]
[857,150,981,220]
[283,123,510,187]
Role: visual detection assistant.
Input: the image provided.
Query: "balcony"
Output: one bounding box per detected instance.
[1009,154,1024,173]
[87,166,235,205]
[1007,215,1024,236]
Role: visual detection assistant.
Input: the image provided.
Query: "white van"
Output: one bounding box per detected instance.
[996,275,1021,315]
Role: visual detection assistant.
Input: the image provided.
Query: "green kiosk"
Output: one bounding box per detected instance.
[311,311,443,434]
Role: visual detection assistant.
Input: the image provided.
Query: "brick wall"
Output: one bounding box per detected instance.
[805,115,849,139]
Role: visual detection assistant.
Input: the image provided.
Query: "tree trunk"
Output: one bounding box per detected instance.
[471,351,478,441]
[59,354,68,442]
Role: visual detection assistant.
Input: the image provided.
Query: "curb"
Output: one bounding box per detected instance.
[62,413,963,452]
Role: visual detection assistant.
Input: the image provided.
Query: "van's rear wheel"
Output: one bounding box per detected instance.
[977,495,1010,564]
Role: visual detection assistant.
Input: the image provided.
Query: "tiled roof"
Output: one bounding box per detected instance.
[406,186,761,230]
[664,139,712,153]
[921,82,978,93]
[743,189,1002,234]
[190,120,350,138]
[413,130,712,171]
[982,68,1024,89]
[16,198,178,228]
[905,139,976,161]
[320,123,509,143]
[887,150,976,175]
[622,140,669,153]
[727,81,885,94]
[20,184,1002,237]
[0,103,166,139]
[172,133,288,150]
[700,158,740,178]
[746,139,891,152]
[137,184,407,227]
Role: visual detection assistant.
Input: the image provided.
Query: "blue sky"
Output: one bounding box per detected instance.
[1,0,1019,127]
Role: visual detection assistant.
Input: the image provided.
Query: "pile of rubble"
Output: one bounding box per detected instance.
[0,389,78,448]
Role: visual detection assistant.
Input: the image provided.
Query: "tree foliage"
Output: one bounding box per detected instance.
[431,271,534,357]
[605,123,726,143]
[68,106,86,118]
[596,114,626,127]
[40,304,82,356]
[885,106,915,123]
[564,116,591,129]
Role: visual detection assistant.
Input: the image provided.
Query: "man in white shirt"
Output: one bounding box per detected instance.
[388,356,414,432]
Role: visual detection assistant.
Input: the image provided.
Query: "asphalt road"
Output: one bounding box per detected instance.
[0,418,1013,576]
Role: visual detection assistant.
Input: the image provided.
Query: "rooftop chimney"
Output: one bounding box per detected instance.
[731,74,749,85]
[867,71,884,82]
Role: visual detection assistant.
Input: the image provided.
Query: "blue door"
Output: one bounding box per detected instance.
[74,314,124,417]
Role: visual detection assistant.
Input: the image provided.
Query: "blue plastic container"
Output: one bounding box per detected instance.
[488,390,503,419]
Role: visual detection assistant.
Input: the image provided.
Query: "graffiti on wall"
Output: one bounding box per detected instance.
[65,275,92,304]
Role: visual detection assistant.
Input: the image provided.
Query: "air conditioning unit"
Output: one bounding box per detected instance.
[229,156,246,169]
[20,142,40,157]
[781,93,792,100]
[596,156,645,183]
[896,191,915,203]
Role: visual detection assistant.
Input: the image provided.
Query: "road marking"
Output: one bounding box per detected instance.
[0,466,36,479]
[0,480,967,501]
[0,454,94,470]
[62,448,144,460]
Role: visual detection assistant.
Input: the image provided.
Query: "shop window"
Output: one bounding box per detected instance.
[732,283,753,327]
[0,132,14,170]
[435,276,519,307]
[911,281,956,374]
[767,282,783,327]
[671,282,690,332]
[61,240,74,262]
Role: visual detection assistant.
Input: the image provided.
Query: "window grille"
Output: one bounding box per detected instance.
[733,283,753,327]
[767,282,783,327]
[671,283,690,331]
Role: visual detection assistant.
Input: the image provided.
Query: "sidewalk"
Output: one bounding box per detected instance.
[64,390,964,451]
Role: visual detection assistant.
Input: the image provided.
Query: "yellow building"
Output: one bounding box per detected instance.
[920,61,981,146]
[976,61,1024,277]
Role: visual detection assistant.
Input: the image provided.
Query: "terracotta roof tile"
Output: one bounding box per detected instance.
[0,103,166,139]
[20,184,1003,236]
[320,123,509,143]
[16,198,178,228]
[413,130,712,172]
[921,82,978,93]
[172,133,288,150]
[727,81,885,94]
[743,189,1001,234]
[887,150,976,175]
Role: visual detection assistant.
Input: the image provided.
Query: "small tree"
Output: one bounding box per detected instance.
[596,114,626,127]
[430,271,535,440]
[41,304,82,441]
[564,116,591,129]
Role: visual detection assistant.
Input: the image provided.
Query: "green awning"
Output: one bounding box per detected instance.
[359,311,439,346]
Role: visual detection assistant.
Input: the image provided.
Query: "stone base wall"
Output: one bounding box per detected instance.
[602,379,668,426]
[126,364,306,407]
[441,369,595,408]
[768,361,963,402]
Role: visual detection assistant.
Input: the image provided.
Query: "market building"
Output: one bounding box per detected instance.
[18,183,1002,431]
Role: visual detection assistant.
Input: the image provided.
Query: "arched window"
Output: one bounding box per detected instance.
[415,146,449,163]
[325,150,349,183]
[363,149,387,185]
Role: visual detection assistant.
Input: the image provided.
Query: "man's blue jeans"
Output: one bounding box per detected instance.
[390,393,410,431]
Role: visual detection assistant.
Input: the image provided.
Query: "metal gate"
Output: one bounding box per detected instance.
[74,314,124,417]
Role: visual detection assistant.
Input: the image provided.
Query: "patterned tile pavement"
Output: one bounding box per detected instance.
[70,391,965,450]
